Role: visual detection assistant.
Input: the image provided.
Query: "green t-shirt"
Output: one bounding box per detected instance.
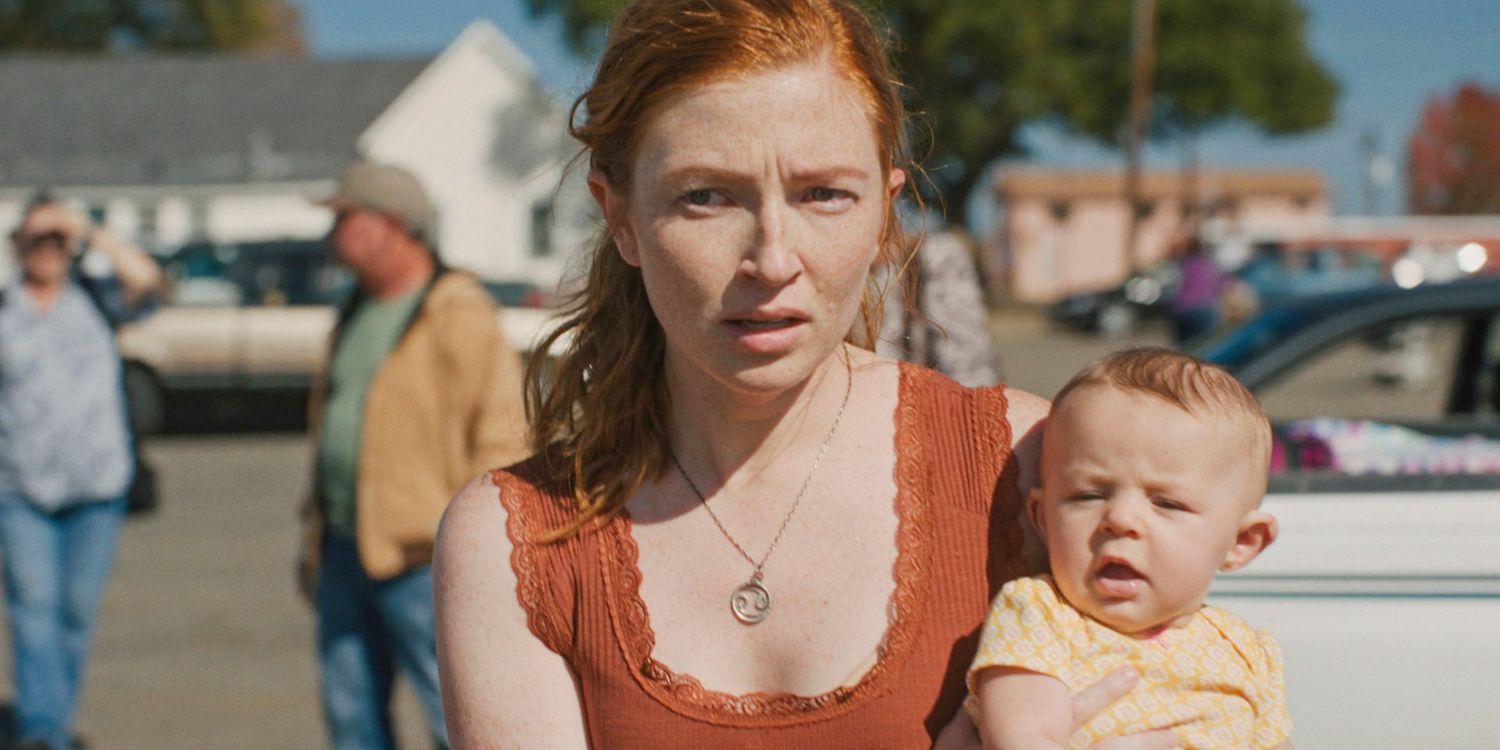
[316,289,424,537]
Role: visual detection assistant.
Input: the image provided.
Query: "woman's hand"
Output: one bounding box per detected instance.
[20,202,90,242]
[1070,669,1177,749]
[932,668,1178,750]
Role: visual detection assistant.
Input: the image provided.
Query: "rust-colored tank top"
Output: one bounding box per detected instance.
[493,365,1028,748]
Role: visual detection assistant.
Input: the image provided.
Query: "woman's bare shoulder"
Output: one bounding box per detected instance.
[1002,387,1049,447]
[442,473,508,533]
[435,474,589,746]
[436,474,515,590]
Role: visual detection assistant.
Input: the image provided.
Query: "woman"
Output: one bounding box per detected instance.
[0,197,161,750]
[434,0,1176,747]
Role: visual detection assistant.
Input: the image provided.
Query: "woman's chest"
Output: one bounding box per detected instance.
[629,472,902,696]
[0,298,112,385]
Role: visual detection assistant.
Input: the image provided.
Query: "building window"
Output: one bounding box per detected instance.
[531,200,555,258]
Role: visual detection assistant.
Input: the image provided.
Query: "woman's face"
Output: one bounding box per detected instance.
[594,60,903,397]
[13,208,73,286]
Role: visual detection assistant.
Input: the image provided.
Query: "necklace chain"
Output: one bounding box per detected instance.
[670,357,854,582]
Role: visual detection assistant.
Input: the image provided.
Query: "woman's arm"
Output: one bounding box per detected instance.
[434,476,588,749]
[87,225,162,303]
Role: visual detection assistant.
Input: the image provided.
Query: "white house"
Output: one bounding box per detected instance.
[0,20,592,288]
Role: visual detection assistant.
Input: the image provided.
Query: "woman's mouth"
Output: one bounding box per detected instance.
[1093,561,1146,599]
[730,318,799,330]
[724,316,807,353]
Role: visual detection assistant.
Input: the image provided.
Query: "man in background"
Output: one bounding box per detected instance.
[298,161,528,750]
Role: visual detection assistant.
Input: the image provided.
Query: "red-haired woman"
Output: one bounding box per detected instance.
[433,0,1176,747]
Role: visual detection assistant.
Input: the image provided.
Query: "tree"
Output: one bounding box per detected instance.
[521,0,1337,225]
[1407,82,1500,215]
[0,0,304,54]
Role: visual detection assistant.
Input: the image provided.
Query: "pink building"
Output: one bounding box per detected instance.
[985,167,1329,302]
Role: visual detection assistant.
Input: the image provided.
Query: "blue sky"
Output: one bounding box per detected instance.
[295,0,1500,222]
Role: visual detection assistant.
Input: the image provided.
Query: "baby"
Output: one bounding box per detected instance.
[968,348,1292,749]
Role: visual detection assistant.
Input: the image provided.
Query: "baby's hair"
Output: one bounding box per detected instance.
[1053,347,1272,482]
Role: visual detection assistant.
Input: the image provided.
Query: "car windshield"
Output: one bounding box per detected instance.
[164,240,348,306]
[1191,305,1325,369]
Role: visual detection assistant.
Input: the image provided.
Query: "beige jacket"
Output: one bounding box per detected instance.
[301,271,529,583]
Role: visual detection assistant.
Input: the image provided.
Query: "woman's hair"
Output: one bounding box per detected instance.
[525,0,915,538]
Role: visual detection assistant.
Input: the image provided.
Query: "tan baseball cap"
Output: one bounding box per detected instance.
[319,160,437,240]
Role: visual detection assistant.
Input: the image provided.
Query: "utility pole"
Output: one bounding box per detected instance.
[1360,128,1394,215]
[1123,0,1157,276]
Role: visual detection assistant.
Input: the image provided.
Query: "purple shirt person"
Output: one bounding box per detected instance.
[1169,242,1227,346]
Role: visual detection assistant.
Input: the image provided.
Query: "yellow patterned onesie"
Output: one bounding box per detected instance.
[966,575,1291,749]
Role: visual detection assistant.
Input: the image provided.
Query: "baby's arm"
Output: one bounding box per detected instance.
[973,666,1073,750]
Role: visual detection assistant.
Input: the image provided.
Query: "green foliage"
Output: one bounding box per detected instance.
[523,0,1338,222]
[0,0,302,53]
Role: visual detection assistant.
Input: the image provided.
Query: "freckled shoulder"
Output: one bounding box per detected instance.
[1002,387,1049,452]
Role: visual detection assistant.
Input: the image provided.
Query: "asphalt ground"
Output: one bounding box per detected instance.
[0,312,1446,748]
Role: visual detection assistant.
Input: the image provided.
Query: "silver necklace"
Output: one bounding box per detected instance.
[670,359,853,626]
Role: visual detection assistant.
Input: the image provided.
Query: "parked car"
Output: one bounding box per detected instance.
[1052,240,1489,339]
[1047,260,1179,336]
[1233,245,1387,310]
[1197,276,1499,748]
[117,240,561,433]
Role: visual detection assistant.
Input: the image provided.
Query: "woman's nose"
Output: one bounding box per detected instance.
[739,202,800,286]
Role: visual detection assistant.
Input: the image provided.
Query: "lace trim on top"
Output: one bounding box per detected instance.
[596,363,938,727]
[493,468,573,659]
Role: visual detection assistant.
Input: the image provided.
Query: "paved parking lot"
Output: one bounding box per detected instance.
[0,433,434,750]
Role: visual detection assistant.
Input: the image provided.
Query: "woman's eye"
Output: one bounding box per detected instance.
[684,189,716,206]
[805,186,851,204]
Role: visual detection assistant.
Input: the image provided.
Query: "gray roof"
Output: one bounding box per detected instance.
[0,55,431,189]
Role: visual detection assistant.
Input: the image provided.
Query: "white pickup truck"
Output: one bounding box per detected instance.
[1201,277,1500,749]
[115,241,563,433]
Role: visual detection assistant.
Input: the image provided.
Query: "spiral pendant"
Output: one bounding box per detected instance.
[730,579,771,625]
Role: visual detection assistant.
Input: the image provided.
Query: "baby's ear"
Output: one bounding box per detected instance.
[1219,510,1278,572]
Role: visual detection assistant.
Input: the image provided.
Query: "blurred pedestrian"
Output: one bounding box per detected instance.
[0,196,162,750]
[1168,236,1229,347]
[297,161,529,750]
[875,230,1000,386]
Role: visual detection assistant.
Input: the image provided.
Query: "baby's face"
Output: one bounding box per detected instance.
[1033,385,1269,635]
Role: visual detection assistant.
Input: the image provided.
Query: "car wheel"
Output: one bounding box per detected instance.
[1096,302,1138,337]
[123,363,166,435]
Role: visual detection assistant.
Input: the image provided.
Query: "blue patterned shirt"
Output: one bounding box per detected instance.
[0,281,132,510]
